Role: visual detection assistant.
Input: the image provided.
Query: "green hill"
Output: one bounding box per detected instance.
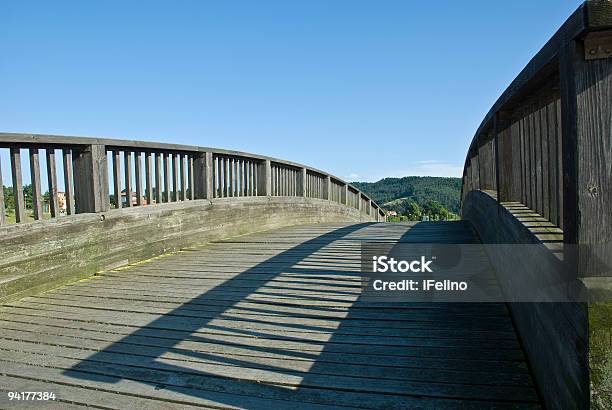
[352,176,462,214]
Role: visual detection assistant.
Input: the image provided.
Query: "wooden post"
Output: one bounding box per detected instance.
[342,184,348,205]
[258,159,271,196]
[112,150,122,209]
[323,175,331,200]
[10,149,25,222]
[194,152,213,200]
[46,149,59,217]
[299,168,307,197]
[73,144,109,213]
[29,148,43,220]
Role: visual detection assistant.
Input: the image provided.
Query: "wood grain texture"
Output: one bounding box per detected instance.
[46,149,59,217]
[0,221,539,408]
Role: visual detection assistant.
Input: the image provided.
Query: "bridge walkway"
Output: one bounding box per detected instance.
[0,222,540,409]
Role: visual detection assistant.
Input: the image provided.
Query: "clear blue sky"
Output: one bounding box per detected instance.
[1,0,582,185]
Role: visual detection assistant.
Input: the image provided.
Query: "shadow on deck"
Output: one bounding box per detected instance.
[2,222,540,408]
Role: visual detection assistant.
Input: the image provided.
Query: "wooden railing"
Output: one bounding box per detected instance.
[0,133,386,225]
[461,0,612,245]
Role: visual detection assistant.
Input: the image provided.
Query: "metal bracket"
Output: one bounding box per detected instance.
[584,31,612,60]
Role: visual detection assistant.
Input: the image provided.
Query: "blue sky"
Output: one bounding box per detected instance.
[1,0,582,185]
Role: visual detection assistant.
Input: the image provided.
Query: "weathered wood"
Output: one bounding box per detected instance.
[10,148,25,223]
[194,152,212,200]
[172,153,179,202]
[559,40,580,245]
[135,152,143,206]
[28,148,43,220]
[180,154,187,201]
[163,153,170,203]
[0,156,5,226]
[154,152,162,204]
[46,149,59,217]
[124,150,132,208]
[62,149,75,215]
[188,154,194,200]
[223,157,229,197]
[259,159,271,196]
[145,152,153,205]
[113,151,123,209]
[0,222,537,407]
[73,144,109,213]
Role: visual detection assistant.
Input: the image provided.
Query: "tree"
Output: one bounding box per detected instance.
[406,202,421,221]
[422,199,449,221]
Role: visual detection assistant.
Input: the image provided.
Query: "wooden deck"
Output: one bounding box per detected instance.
[0,222,540,409]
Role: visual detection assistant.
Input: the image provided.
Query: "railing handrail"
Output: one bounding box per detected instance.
[0,131,386,224]
[460,0,612,246]
[0,131,374,206]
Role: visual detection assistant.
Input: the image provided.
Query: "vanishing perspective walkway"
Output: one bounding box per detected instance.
[0,222,540,409]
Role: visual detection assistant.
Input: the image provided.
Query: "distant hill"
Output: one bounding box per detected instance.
[352,176,462,214]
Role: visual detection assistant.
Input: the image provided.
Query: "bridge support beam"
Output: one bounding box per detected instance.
[73,144,109,213]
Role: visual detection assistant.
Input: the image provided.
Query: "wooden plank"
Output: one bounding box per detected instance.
[62,149,75,215]
[28,148,43,220]
[46,149,59,217]
[10,148,25,223]
[135,151,143,206]
[540,102,550,221]
[113,151,123,209]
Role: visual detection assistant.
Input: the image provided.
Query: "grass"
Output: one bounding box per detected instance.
[4,210,53,225]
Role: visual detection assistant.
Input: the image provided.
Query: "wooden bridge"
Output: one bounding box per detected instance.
[1,2,611,409]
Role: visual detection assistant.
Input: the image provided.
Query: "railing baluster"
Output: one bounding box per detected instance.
[0,155,5,226]
[29,148,43,220]
[188,155,194,200]
[135,152,143,206]
[180,154,187,201]
[223,157,229,197]
[62,149,75,215]
[124,151,132,207]
[172,153,179,202]
[112,150,122,209]
[155,153,162,204]
[46,149,59,217]
[163,153,171,203]
[145,152,153,205]
[10,148,25,223]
